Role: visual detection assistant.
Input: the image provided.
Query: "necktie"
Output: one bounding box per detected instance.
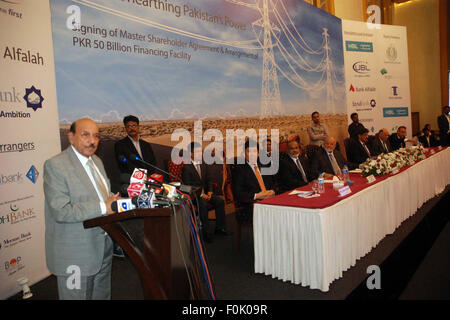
[253,165,266,192]
[362,143,371,157]
[383,141,388,153]
[87,158,109,202]
[295,158,308,183]
[328,152,341,175]
[195,163,202,179]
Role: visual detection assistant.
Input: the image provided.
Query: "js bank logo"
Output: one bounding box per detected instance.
[0,165,39,186]
[0,204,36,225]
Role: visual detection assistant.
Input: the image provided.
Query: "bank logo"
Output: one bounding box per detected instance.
[349,84,376,93]
[383,107,408,117]
[386,44,398,62]
[346,41,373,53]
[392,86,398,96]
[352,99,376,109]
[380,68,388,75]
[370,99,376,108]
[0,171,23,185]
[349,84,355,92]
[1,232,32,250]
[23,86,44,111]
[4,256,25,276]
[0,205,36,225]
[353,61,370,74]
[26,165,39,184]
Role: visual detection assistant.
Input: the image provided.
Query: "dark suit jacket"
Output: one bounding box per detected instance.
[311,147,356,178]
[114,136,156,175]
[370,134,392,156]
[418,135,431,148]
[347,138,372,165]
[430,135,441,147]
[437,114,449,146]
[181,163,213,194]
[232,162,276,204]
[277,153,313,193]
[388,134,406,151]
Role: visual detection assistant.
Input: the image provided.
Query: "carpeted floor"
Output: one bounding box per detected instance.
[7,188,449,300]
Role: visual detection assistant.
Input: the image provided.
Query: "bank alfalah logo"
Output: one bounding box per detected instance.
[23,86,44,111]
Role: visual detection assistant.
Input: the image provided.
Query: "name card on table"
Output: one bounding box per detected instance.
[391,167,400,175]
[366,175,376,184]
[430,149,436,155]
[338,185,352,197]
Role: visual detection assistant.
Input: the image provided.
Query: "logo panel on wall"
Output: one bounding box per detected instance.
[0,204,37,225]
[383,107,408,117]
[0,165,39,186]
[351,99,376,111]
[352,61,371,78]
[346,41,374,53]
[385,44,400,64]
[3,256,25,277]
[1,232,32,250]
[0,85,43,119]
[349,84,376,93]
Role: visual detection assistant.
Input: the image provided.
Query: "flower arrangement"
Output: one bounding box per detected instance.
[360,146,426,177]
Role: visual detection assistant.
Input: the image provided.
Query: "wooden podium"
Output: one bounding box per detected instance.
[83,193,211,300]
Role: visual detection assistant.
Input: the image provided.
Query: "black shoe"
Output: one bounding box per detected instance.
[113,245,125,258]
[214,228,233,236]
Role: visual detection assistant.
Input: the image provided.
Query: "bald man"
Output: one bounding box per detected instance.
[370,128,393,156]
[311,137,356,179]
[44,118,120,300]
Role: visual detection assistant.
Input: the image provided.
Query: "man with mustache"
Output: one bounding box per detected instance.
[44,118,120,299]
[114,115,156,175]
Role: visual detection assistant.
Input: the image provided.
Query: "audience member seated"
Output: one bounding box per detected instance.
[311,137,356,179]
[277,140,314,193]
[231,140,276,222]
[307,111,329,147]
[348,112,366,140]
[347,127,373,165]
[181,142,231,243]
[370,128,392,156]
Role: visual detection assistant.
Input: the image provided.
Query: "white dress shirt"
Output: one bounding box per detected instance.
[71,146,108,215]
[128,135,143,159]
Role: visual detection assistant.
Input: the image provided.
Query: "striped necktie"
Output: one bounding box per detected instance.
[87,158,109,202]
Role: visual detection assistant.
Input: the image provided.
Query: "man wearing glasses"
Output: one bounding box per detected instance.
[114,115,156,175]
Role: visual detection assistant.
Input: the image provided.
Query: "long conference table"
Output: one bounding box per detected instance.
[253,147,450,292]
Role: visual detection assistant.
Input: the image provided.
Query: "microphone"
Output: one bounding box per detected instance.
[120,154,182,183]
[111,198,136,213]
[131,190,171,208]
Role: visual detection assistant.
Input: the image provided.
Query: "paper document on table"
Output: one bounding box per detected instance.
[290,190,313,197]
[349,169,362,173]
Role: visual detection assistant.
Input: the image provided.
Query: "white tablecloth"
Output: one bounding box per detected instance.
[254,148,450,291]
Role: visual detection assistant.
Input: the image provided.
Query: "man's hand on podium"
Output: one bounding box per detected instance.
[106,192,121,214]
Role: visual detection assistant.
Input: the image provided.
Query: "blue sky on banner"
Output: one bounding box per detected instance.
[50,0,345,123]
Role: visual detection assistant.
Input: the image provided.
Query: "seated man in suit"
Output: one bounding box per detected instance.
[114,115,156,176]
[419,127,432,147]
[348,112,366,141]
[182,142,231,243]
[430,129,441,147]
[311,137,356,179]
[370,128,392,156]
[347,127,373,165]
[231,140,276,222]
[278,140,314,193]
[388,126,416,151]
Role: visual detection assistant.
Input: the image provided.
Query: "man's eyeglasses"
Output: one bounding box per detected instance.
[126,124,138,129]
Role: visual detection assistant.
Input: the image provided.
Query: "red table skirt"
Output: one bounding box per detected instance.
[259,147,447,209]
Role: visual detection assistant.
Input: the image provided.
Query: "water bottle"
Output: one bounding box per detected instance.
[318,173,325,194]
[343,165,349,184]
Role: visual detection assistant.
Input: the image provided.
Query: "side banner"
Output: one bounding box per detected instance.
[0,0,60,299]
[342,20,411,137]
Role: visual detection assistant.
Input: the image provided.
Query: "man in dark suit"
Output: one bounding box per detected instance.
[44,118,120,299]
[114,115,156,175]
[278,140,314,193]
[347,127,373,165]
[370,128,392,156]
[311,137,356,179]
[430,129,442,147]
[348,112,366,140]
[182,142,230,243]
[389,126,407,151]
[418,127,432,147]
[231,140,276,222]
[437,106,449,146]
